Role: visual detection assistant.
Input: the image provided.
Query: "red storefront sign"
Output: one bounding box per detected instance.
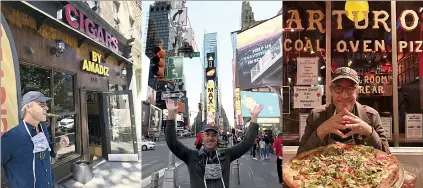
[63,4,119,53]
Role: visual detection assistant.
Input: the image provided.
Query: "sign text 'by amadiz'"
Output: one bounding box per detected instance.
[82,51,110,76]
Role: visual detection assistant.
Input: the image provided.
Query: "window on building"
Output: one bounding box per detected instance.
[156,7,159,11]
[20,64,77,164]
[151,8,154,12]
[167,5,170,10]
[162,7,165,11]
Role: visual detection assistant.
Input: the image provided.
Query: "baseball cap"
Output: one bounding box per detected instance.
[202,124,219,133]
[331,67,360,84]
[21,91,51,108]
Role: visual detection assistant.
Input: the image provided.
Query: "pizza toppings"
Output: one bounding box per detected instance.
[284,143,400,188]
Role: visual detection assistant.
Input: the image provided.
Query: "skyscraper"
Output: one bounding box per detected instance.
[144,2,175,58]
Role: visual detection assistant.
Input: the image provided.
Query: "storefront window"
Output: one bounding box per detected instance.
[20,64,51,98]
[52,71,77,162]
[54,115,76,161]
[282,1,423,147]
[20,64,77,164]
[20,64,53,146]
[396,2,422,146]
[53,72,75,113]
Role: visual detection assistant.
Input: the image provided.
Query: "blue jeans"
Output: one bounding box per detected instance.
[260,148,265,158]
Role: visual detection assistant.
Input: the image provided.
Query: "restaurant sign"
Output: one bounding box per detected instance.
[359,74,393,96]
[62,4,119,53]
[283,8,423,53]
[82,51,110,76]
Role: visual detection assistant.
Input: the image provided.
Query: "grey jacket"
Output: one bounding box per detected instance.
[165,120,259,188]
[297,102,390,155]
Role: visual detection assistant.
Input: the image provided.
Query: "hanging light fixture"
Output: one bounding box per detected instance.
[51,39,65,57]
[121,67,127,77]
[345,1,369,22]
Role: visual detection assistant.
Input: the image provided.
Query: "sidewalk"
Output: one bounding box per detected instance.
[145,153,282,188]
[59,160,141,188]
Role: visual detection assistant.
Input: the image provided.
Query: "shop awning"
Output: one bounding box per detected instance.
[5,1,133,65]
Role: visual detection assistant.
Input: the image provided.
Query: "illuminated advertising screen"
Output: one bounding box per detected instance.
[236,14,282,90]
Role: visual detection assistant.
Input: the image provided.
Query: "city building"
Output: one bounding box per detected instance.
[202,32,219,127]
[240,1,264,31]
[143,1,189,136]
[1,1,138,183]
[232,2,283,134]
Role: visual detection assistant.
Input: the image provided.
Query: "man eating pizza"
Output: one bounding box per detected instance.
[297,67,390,155]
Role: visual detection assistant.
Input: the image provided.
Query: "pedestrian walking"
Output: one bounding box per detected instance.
[1,91,70,188]
[195,131,203,150]
[164,99,264,188]
[259,139,266,160]
[273,133,283,184]
[252,137,259,160]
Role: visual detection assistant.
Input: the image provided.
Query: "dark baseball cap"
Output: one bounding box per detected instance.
[21,91,51,108]
[331,67,359,84]
[202,124,219,133]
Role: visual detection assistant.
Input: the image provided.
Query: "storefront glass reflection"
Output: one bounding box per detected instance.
[108,94,135,154]
[54,115,76,162]
[53,72,75,113]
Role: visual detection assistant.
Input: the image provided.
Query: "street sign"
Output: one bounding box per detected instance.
[170,7,187,26]
[167,57,183,80]
[161,91,187,100]
[184,52,200,58]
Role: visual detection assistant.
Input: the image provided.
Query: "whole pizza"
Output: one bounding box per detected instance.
[283,143,400,188]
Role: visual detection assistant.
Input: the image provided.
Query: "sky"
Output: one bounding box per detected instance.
[141,1,282,128]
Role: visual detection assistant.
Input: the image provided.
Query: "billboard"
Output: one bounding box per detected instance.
[206,67,216,80]
[236,14,283,90]
[240,92,280,117]
[206,80,215,125]
[1,13,21,134]
[206,81,215,113]
[235,88,242,115]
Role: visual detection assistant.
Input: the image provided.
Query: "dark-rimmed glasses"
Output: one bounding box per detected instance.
[331,85,357,95]
[36,102,47,108]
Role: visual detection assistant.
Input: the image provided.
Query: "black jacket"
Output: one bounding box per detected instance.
[165,120,259,188]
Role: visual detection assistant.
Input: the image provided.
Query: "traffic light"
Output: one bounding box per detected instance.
[198,102,202,111]
[149,46,166,79]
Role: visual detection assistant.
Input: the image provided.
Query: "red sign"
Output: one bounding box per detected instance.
[63,4,119,53]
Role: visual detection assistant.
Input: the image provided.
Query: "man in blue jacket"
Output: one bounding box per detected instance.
[1,91,70,188]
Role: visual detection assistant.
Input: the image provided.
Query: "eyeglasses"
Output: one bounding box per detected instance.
[37,102,47,108]
[332,86,357,95]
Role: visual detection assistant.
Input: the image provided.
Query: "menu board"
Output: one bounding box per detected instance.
[405,114,423,141]
[299,113,309,141]
[297,57,318,85]
[293,86,323,109]
[380,117,392,140]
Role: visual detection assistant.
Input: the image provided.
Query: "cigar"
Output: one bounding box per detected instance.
[43,113,61,117]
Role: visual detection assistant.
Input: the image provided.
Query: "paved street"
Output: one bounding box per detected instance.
[141,137,196,186]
